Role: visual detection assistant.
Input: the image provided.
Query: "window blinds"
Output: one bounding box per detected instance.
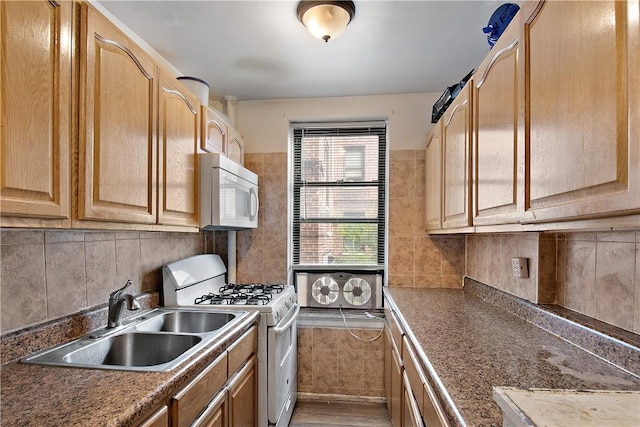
[292,123,386,268]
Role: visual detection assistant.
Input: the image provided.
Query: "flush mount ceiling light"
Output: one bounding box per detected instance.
[297,1,356,43]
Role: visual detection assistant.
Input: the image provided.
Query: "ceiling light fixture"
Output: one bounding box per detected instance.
[297,1,356,43]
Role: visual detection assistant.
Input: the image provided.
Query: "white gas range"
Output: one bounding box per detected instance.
[162,254,299,427]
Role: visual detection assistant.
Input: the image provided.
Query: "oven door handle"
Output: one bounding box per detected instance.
[272,304,300,336]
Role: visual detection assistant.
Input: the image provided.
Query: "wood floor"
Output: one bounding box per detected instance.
[289,400,391,427]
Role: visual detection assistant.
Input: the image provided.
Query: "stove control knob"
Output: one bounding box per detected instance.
[285,299,293,308]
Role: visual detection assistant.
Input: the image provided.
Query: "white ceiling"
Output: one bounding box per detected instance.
[99,0,512,102]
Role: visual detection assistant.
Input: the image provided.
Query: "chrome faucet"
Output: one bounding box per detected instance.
[107,280,141,328]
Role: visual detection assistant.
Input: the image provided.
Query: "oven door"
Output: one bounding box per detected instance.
[267,304,299,426]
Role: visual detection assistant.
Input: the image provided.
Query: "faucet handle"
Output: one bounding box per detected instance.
[110,279,133,299]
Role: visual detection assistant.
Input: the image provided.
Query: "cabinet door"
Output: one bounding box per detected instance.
[171,352,228,427]
[402,372,425,427]
[202,106,227,154]
[228,355,257,427]
[0,1,71,225]
[192,389,226,427]
[391,345,403,427]
[473,20,521,226]
[78,4,157,224]
[138,406,168,427]
[524,0,640,222]
[158,70,200,227]
[384,328,393,417]
[226,127,244,165]
[442,83,472,229]
[425,122,442,231]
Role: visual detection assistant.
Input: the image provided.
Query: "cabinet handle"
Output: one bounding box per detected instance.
[162,88,197,114]
[95,34,152,80]
[249,187,259,221]
[476,37,518,88]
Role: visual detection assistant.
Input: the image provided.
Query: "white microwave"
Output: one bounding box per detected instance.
[200,153,259,230]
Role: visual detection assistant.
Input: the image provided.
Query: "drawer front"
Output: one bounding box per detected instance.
[387,309,404,351]
[402,337,448,427]
[402,337,425,417]
[138,406,168,427]
[228,325,257,375]
[171,351,228,427]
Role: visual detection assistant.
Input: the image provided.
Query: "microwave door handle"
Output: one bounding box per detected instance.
[249,187,259,221]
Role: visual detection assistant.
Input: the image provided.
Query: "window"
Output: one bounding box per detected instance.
[292,123,386,268]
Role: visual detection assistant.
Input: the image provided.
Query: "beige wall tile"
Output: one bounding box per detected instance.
[389,197,416,236]
[84,231,116,242]
[389,157,415,198]
[595,241,635,330]
[597,232,635,243]
[313,328,339,349]
[312,348,337,388]
[1,244,46,333]
[538,238,557,303]
[45,230,85,243]
[45,242,87,319]
[1,229,44,245]
[414,236,441,276]
[564,240,597,317]
[441,275,463,288]
[85,240,117,306]
[337,347,364,388]
[115,239,143,295]
[441,236,465,277]
[465,236,478,279]
[390,150,416,160]
[415,158,425,198]
[635,242,640,334]
[414,197,426,235]
[414,275,442,288]
[388,236,414,276]
[387,274,414,287]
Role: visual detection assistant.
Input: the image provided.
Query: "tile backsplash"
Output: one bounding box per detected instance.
[388,150,465,289]
[0,229,207,334]
[466,231,640,334]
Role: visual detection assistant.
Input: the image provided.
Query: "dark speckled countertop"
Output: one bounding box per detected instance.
[0,310,259,427]
[384,285,640,427]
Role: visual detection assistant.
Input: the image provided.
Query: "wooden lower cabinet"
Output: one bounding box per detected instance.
[192,389,227,427]
[138,406,169,427]
[228,355,258,427]
[384,327,403,427]
[171,352,228,427]
[402,372,424,427]
[169,326,257,427]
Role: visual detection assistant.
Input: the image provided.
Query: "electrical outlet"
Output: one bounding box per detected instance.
[511,257,529,278]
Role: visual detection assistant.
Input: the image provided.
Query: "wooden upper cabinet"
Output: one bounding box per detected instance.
[442,82,472,229]
[473,20,521,226]
[523,0,640,222]
[157,69,200,227]
[202,106,227,154]
[226,127,245,165]
[0,1,71,226]
[77,3,157,224]
[425,122,442,231]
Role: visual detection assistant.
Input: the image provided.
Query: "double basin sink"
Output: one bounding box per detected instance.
[23,309,246,372]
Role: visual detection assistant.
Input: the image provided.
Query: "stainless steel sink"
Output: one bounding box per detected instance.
[22,308,246,372]
[63,333,201,367]
[134,311,238,333]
